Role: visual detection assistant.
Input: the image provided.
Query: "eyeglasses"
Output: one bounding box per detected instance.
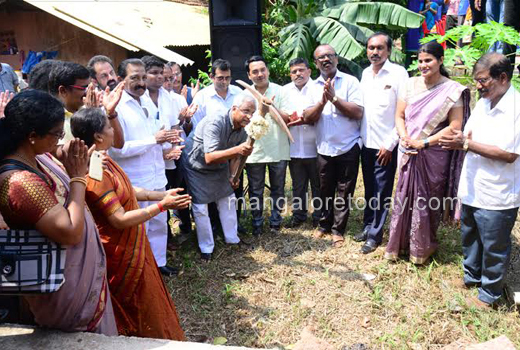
[315,53,337,61]
[47,130,65,139]
[164,77,177,82]
[239,108,254,116]
[68,84,89,91]
[172,72,182,77]
[474,76,492,85]
[215,76,232,82]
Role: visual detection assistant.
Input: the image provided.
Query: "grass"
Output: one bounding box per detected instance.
[165,171,520,349]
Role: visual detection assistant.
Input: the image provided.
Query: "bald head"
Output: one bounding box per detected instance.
[474,53,513,81]
[313,44,336,59]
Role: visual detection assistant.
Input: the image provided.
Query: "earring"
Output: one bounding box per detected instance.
[30,140,35,144]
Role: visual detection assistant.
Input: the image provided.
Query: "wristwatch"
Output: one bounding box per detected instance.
[332,96,338,104]
[463,137,470,152]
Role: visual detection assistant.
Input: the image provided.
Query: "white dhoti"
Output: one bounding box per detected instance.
[138,187,168,267]
[192,194,239,254]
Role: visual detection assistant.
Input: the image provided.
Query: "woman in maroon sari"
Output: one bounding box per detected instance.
[385,41,470,264]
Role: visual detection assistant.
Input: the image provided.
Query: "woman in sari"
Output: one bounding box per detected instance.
[385,41,470,264]
[0,90,117,334]
[70,108,190,340]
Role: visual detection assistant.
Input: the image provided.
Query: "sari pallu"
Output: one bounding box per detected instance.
[85,157,185,340]
[385,79,469,264]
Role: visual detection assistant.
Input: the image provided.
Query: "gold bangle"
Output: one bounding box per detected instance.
[70,177,87,187]
[145,206,154,219]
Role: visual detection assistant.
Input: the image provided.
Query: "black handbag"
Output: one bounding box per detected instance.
[0,159,66,294]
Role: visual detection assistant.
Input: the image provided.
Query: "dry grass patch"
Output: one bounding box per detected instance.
[166,175,520,349]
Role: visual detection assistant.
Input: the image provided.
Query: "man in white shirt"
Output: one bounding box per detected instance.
[282,58,321,228]
[190,59,245,234]
[304,44,364,248]
[140,55,189,264]
[191,59,242,129]
[357,33,409,254]
[244,56,290,235]
[440,53,520,308]
[109,58,179,275]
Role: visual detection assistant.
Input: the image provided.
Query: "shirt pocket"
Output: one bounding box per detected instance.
[376,85,394,108]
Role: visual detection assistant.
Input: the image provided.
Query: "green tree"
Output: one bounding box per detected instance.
[410,22,520,90]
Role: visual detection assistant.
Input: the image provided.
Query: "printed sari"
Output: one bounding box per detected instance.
[0,153,117,335]
[385,77,470,264]
[85,156,185,340]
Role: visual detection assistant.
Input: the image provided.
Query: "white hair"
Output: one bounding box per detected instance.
[233,93,258,109]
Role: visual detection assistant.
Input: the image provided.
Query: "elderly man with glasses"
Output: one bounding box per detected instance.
[183,94,257,261]
[440,53,520,309]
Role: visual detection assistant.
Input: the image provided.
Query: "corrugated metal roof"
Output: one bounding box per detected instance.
[24,0,211,66]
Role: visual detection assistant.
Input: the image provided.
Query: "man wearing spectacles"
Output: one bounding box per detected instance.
[304,44,364,248]
[190,59,242,128]
[48,62,91,144]
[440,53,520,309]
[182,94,257,261]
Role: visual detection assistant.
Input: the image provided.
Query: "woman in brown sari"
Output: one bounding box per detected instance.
[71,108,190,340]
[0,90,117,334]
[384,41,470,264]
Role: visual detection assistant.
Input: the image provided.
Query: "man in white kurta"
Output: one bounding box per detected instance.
[109,58,177,271]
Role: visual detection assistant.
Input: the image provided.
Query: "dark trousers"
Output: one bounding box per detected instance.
[246,161,287,228]
[503,0,520,66]
[461,204,519,304]
[289,157,321,222]
[165,167,191,236]
[361,147,397,245]
[317,144,360,236]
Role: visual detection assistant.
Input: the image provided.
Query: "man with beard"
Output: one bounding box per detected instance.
[304,44,364,248]
[87,55,119,91]
[440,53,520,308]
[109,58,180,275]
[281,58,321,228]
[356,33,409,254]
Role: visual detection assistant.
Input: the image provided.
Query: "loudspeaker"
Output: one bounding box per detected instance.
[209,0,262,83]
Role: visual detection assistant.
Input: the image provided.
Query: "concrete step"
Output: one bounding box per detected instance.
[0,324,267,350]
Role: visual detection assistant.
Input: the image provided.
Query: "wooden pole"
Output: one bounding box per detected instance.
[231,136,255,183]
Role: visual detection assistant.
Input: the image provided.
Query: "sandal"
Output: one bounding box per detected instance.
[332,234,344,248]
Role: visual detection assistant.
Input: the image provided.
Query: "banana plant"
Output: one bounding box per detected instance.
[278,0,424,63]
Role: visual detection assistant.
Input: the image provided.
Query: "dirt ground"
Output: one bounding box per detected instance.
[166,176,520,350]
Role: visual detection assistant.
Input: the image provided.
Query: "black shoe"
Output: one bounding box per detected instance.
[361,241,378,254]
[312,218,320,228]
[159,266,179,277]
[270,225,281,234]
[200,253,212,261]
[252,226,263,236]
[237,224,247,235]
[353,228,369,242]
